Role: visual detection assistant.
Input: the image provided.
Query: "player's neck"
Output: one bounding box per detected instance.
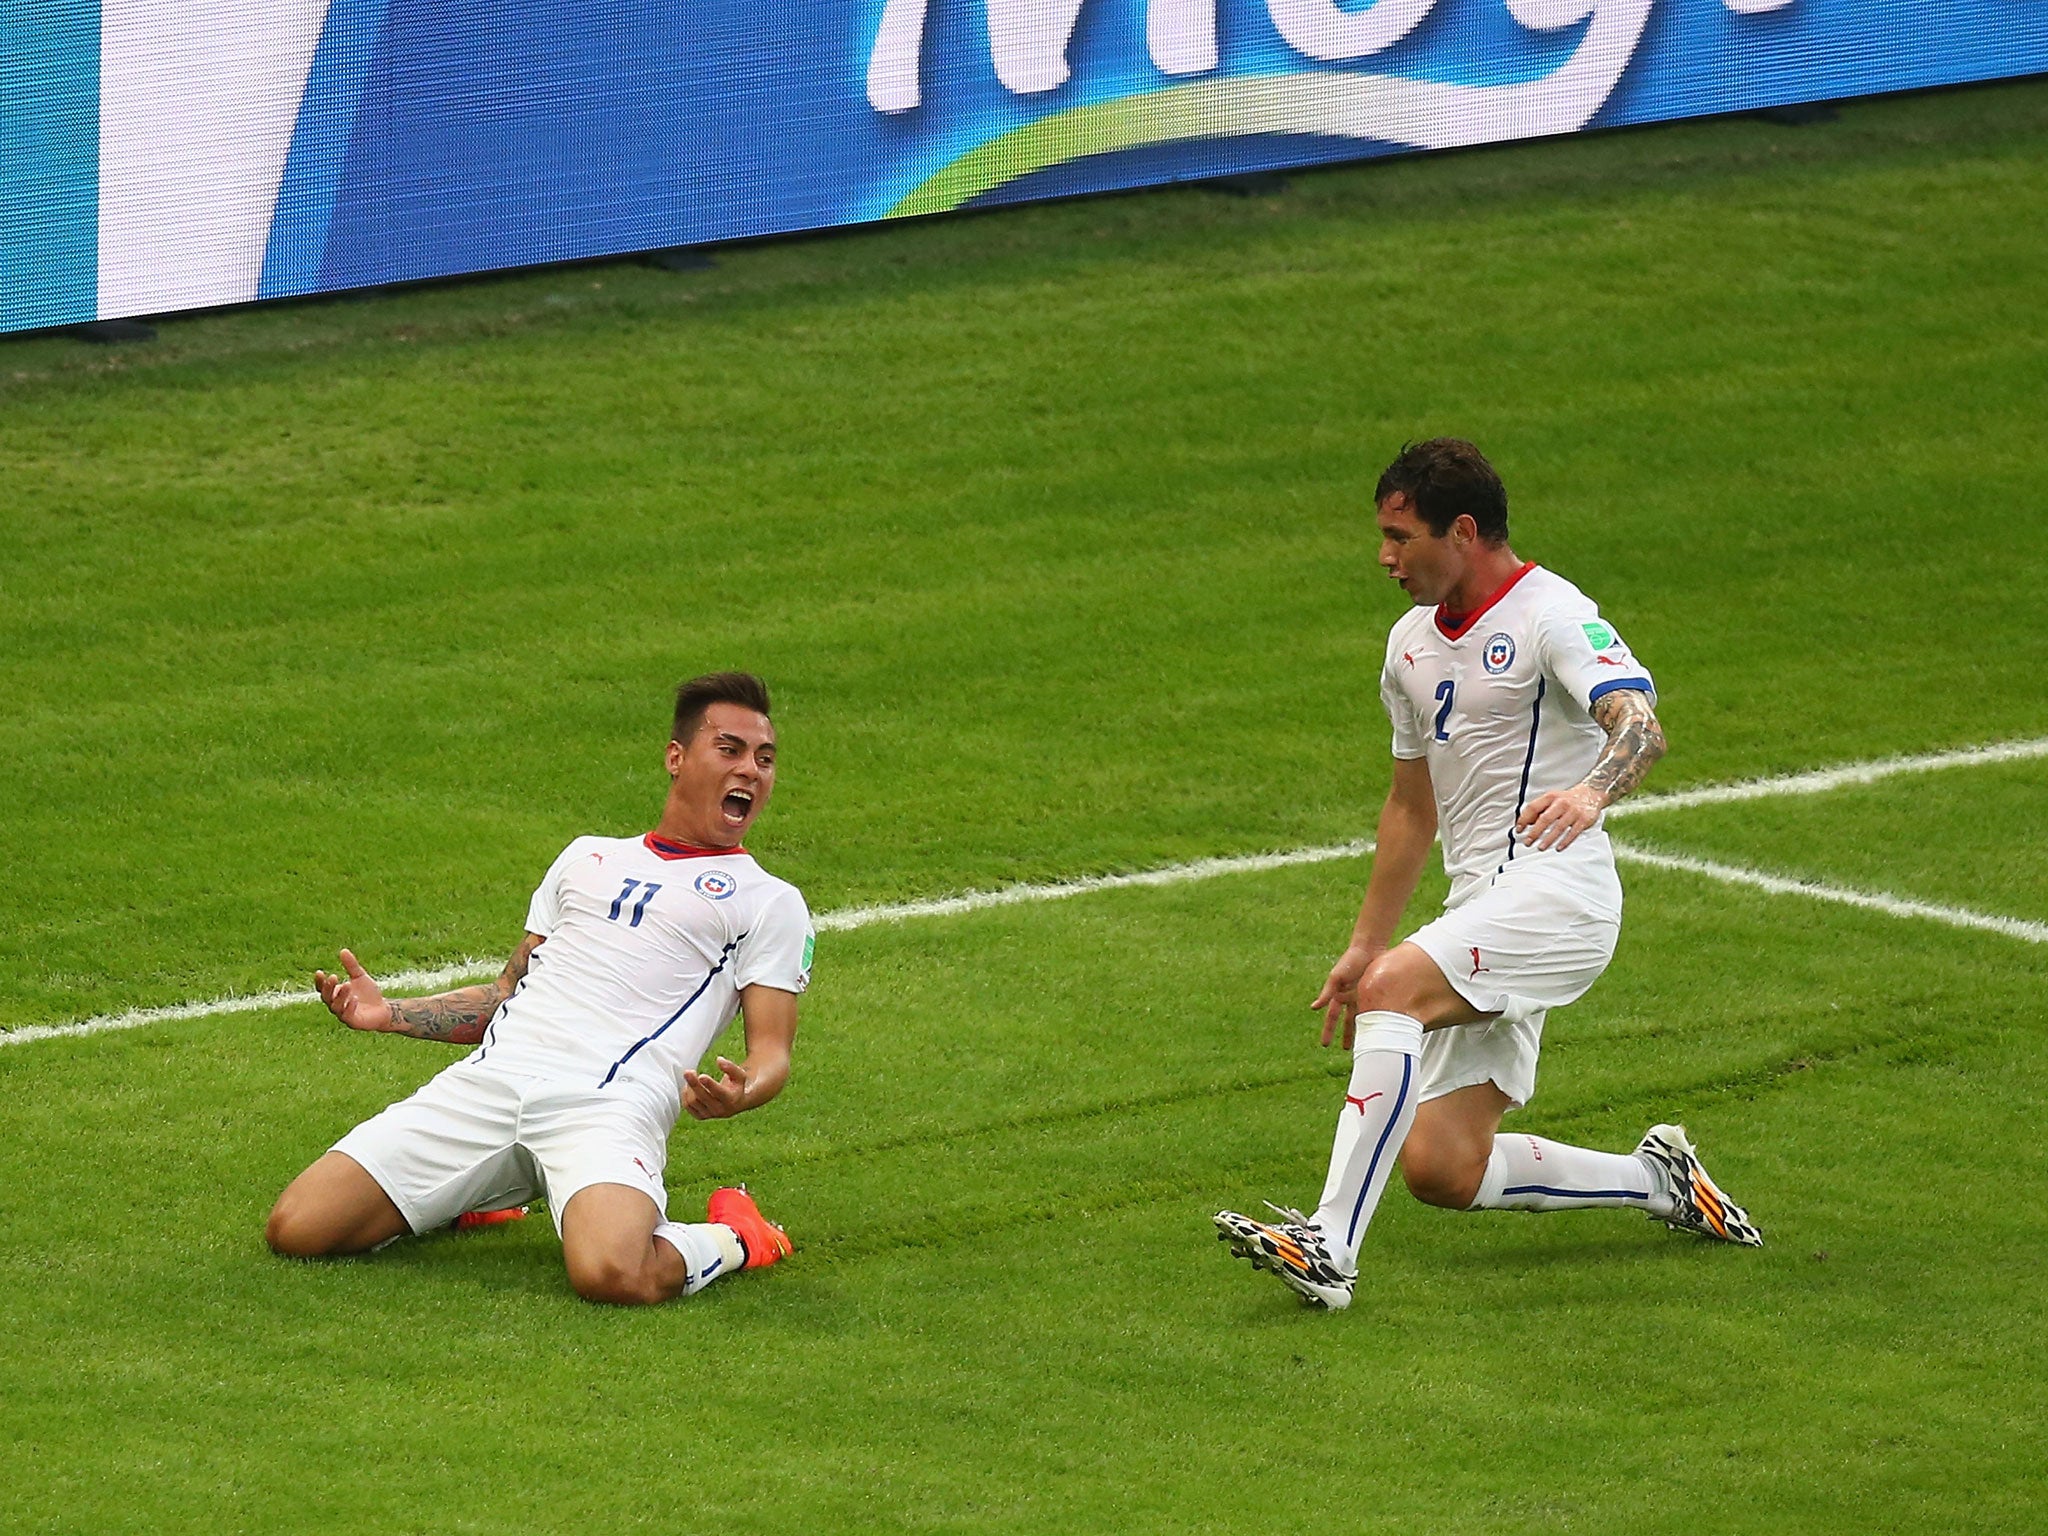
[652,803,745,854]
[646,828,742,857]
[1441,547,1528,618]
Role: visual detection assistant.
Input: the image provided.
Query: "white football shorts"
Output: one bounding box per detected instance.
[1405,852,1623,1108]
[332,1059,672,1238]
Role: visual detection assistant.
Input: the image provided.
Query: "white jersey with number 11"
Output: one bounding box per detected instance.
[462,833,814,1108]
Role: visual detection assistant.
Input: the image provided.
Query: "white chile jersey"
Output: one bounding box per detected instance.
[462,833,814,1106]
[1380,564,1655,889]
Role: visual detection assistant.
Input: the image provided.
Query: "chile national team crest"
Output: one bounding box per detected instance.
[1483,633,1516,674]
[694,870,738,900]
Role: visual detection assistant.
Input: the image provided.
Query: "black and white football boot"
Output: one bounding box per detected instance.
[1636,1124,1763,1248]
[1213,1203,1355,1309]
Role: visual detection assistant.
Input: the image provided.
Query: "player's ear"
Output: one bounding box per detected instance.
[665,738,685,776]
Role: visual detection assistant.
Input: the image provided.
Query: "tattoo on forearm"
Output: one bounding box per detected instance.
[1584,690,1667,803]
[389,982,509,1043]
[386,937,539,1044]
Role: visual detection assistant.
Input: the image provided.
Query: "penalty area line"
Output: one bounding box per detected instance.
[0,961,501,1048]
[1607,735,2048,819]
[1,844,1381,1050]
[1611,844,2048,946]
[812,840,1376,931]
[8,735,2044,1048]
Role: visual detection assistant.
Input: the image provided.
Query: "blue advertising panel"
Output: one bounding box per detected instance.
[0,0,98,332]
[2,0,2043,331]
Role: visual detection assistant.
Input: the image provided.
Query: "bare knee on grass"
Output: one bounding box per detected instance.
[563,1250,668,1307]
[559,1183,684,1307]
[266,1152,409,1256]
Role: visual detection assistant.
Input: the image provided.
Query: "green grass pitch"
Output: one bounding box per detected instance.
[3,79,2046,1532]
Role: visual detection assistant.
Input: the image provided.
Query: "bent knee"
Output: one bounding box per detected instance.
[1356,952,1439,1020]
[1401,1148,1486,1210]
[566,1255,666,1307]
[265,1196,332,1258]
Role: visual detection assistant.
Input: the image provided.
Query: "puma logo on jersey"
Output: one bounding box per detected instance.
[1469,947,1488,977]
[1595,654,1627,666]
[1402,651,1419,669]
[1345,1092,1384,1113]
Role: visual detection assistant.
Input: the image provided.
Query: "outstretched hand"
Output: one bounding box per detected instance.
[314,948,396,1033]
[682,1056,751,1120]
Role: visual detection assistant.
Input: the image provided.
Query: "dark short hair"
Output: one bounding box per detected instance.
[1374,438,1509,544]
[672,671,773,744]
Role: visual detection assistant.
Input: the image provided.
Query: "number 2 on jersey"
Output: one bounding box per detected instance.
[1432,680,1455,742]
[606,879,663,927]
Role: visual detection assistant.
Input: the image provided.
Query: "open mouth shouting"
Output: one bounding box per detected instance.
[721,788,756,827]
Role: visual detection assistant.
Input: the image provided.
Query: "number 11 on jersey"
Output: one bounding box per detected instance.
[607,879,663,927]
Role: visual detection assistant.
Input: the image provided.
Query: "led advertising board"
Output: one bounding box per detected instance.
[2,0,2042,332]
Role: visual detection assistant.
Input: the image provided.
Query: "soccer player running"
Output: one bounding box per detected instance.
[267,672,812,1305]
[1216,440,1759,1310]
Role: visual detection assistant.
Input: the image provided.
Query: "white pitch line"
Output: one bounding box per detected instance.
[1608,736,2048,819]
[8,736,2044,1047]
[814,841,1375,932]
[3,848,1383,1050]
[0,961,499,1047]
[1612,844,2048,945]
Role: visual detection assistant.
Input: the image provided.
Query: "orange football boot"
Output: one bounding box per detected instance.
[707,1185,793,1268]
[453,1206,529,1231]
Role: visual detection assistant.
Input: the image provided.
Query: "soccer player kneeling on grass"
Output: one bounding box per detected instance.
[1216,440,1761,1311]
[267,672,812,1305]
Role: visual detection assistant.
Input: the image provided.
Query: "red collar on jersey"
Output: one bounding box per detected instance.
[643,832,745,860]
[1435,561,1538,641]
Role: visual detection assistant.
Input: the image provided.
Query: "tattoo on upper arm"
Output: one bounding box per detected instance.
[1585,689,1666,803]
[501,933,542,991]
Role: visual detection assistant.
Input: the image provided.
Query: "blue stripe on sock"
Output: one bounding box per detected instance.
[1345,1053,1413,1246]
[1504,1184,1650,1201]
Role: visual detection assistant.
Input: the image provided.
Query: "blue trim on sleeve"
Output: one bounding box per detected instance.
[1587,677,1654,705]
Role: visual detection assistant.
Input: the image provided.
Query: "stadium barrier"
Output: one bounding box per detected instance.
[2,0,2043,334]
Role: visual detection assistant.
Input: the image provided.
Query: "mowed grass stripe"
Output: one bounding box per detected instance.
[9,735,2044,1047]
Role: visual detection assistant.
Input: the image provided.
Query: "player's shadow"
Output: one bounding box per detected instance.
[1434,1226,1739,1270]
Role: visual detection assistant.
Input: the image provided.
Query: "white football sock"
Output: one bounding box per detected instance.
[1468,1133,1674,1216]
[653,1221,745,1295]
[1310,1011,1424,1275]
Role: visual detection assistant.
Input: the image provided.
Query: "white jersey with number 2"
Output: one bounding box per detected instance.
[1380,563,1655,892]
[460,833,814,1110]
